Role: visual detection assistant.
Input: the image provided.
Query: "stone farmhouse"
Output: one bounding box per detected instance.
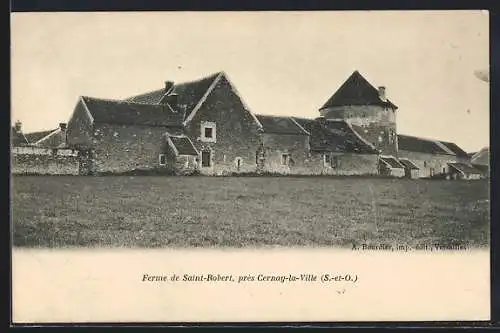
[11,70,487,178]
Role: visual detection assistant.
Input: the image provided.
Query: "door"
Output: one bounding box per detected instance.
[201,151,211,167]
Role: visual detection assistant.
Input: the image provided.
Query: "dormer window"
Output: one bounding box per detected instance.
[200,121,216,143]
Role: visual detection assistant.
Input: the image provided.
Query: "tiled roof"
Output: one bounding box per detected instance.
[125,72,221,121]
[11,128,28,146]
[320,70,397,110]
[448,162,482,175]
[168,135,198,156]
[24,129,57,144]
[82,96,184,127]
[397,134,454,155]
[438,141,469,158]
[380,156,405,169]
[293,117,379,154]
[256,115,309,135]
[398,158,419,170]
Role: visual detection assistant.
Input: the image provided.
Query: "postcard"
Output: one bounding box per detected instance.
[10,10,490,323]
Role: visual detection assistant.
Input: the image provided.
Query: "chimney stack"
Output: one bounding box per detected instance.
[378,86,386,101]
[59,123,67,131]
[14,120,22,133]
[164,81,174,94]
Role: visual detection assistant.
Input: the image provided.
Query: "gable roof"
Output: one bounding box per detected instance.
[125,72,221,121]
[398,158,419,170]
[471,147,489,165]
[11,127,29,146]
[380,156,405,169]
[166,134,198,156]
[24,129,57,144]
[448,162,482,175]
[320,70,397,110]
[81,96,184,127]
[293,117,379,154]
[256,115,310,135]
[438,141,469,158]
[397,134,454,155]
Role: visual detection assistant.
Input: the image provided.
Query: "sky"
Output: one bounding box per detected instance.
[11,10,489,152]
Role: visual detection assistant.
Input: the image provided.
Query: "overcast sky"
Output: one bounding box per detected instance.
[11,10,489,152]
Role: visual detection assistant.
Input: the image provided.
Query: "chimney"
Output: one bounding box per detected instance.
[59,123,67,131]
[164,81,174,94]
[378,86,386,101]
[14,120,22,133]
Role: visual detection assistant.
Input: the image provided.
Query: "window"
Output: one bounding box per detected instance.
[235,157,242,171]
[424,161,427,167]
[201,151,211,167]
[159,154,166,166]
[430,168,435,177]
[201,121,216,142]
[281,154,289,166]
[388,129,395,144]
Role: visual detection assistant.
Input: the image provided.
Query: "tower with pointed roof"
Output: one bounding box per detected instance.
[319,70,399,157]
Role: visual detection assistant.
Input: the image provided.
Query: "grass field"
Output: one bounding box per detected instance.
[11,176,490,248]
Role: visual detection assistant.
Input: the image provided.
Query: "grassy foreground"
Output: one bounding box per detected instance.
[11,176,490,248]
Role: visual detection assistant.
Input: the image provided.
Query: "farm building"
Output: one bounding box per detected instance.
[12,70,481,179]
[398,158,420,179]
[10,121,79,175]
[447,162,482,180]
[24,123,68,148]
[470,147,490,179]
[292,117,380,176]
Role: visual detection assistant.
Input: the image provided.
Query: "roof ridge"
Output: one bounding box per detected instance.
[124,88,164,102]
[398,133,445,142]
[174,71,222,87]
[125,72,223,103]
[24,128,59,135]
[83,95,175,108]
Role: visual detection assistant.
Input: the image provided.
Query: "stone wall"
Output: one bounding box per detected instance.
[184,74,262,176]
[320,105,398,156]
[261,133,310,174]
[11,146,79,175]
[284,152,379,176]
[91,123,183,174]
[398,150,457,178]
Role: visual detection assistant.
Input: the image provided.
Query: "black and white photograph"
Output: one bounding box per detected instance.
[11,10,491,323]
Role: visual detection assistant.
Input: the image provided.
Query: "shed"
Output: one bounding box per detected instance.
[398,158,420,179]
[447,163,482,180]
[378,156,405,178]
